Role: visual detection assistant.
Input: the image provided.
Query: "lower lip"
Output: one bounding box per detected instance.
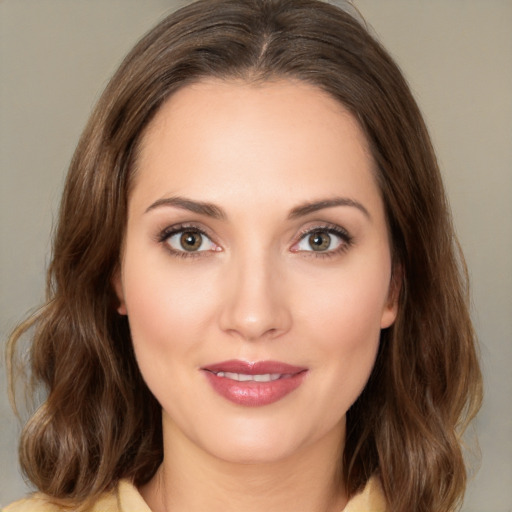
[203,371,307,407]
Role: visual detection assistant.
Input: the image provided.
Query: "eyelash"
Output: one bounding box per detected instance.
[156,222,353,259]
[156,223,216,259]
[294,224,354,259]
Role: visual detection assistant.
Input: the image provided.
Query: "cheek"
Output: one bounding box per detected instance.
[298,258,391,343]
[120,249,221,371]
[121,259,224,423]
[304,305,381,429]
[316,287,382,386]
[296,256,391,397]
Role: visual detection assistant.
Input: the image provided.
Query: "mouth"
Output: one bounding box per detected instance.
[210,371,285,382]
[201,360,308,407]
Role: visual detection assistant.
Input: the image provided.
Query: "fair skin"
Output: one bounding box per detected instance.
[115,79,398,512]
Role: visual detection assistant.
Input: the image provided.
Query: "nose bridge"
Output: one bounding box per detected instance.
[219,243,290,341]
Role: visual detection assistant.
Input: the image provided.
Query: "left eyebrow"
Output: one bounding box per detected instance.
[288,197,371,220]
[144,196,227,220]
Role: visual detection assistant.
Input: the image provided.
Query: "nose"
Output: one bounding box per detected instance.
[218,249,292,342]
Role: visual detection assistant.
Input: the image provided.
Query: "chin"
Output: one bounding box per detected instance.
[206,438,305,465]
[194,413,344,467]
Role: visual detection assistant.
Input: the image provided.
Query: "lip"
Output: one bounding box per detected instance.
[201,360,308,407]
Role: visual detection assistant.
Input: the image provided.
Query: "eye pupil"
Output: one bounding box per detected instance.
[180,231,202,251]
[309,232,331,251]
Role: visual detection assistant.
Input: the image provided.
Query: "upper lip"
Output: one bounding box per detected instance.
[201,360,307,375]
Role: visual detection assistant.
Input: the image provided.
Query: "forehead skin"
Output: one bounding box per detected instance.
[131,78,381,219]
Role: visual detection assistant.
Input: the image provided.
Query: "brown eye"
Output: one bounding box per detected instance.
[293,227,349,254]
[308,232,331,251]
[164,228,217,254]
[180,231,202,251]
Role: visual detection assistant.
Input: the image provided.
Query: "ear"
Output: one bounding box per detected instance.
[112,268,127,316]
[380,264,402,329]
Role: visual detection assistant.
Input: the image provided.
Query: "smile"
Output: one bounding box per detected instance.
[202,360,308,407]
[212,372,286,382]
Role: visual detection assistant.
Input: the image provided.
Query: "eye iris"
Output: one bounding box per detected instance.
[180,231,202,251]
[309,232,331,251]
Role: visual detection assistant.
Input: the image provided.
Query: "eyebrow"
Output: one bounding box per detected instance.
[145,195,370,221]
[288,197,370,220]
[145,196,227,220]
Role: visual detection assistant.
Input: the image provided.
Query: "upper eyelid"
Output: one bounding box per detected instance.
[158,224,220,256]
[291,224,354,259]
[158,222,215,240]
[156,221,352,250]
[292,223,353,251]
[295,222,352,240]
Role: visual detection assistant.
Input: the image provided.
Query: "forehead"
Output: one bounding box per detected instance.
[132,78,380,212]
[142,78,368,150]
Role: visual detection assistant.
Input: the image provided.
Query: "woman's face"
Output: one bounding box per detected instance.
[115,79,398,464]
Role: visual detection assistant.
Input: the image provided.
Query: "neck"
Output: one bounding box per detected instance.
[140,417,347,512]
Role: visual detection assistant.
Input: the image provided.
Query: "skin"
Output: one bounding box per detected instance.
[114,79,398,512]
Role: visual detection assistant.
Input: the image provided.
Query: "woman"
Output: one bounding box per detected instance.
[5,0,482,511]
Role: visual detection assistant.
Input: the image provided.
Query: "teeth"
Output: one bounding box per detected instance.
[215,372,283,382]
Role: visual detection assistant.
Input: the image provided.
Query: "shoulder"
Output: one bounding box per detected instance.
[2,481,135,512]
[1,493,75,512]
[2,493,75,512]
[343,476,387,512]
[4,479,384,512]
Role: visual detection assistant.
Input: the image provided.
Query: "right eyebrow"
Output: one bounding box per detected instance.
[144,196,227,220]
[288,197,371,220]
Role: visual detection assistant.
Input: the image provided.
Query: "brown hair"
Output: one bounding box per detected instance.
[7,0,482,510]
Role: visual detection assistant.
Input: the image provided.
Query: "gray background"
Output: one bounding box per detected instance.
[1,1,511,510]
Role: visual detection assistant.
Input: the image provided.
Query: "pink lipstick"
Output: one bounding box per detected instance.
[201,360,307,406]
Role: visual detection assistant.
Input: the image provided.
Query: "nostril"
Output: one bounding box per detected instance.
[217,263,292,341]
[219,307,291,342]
